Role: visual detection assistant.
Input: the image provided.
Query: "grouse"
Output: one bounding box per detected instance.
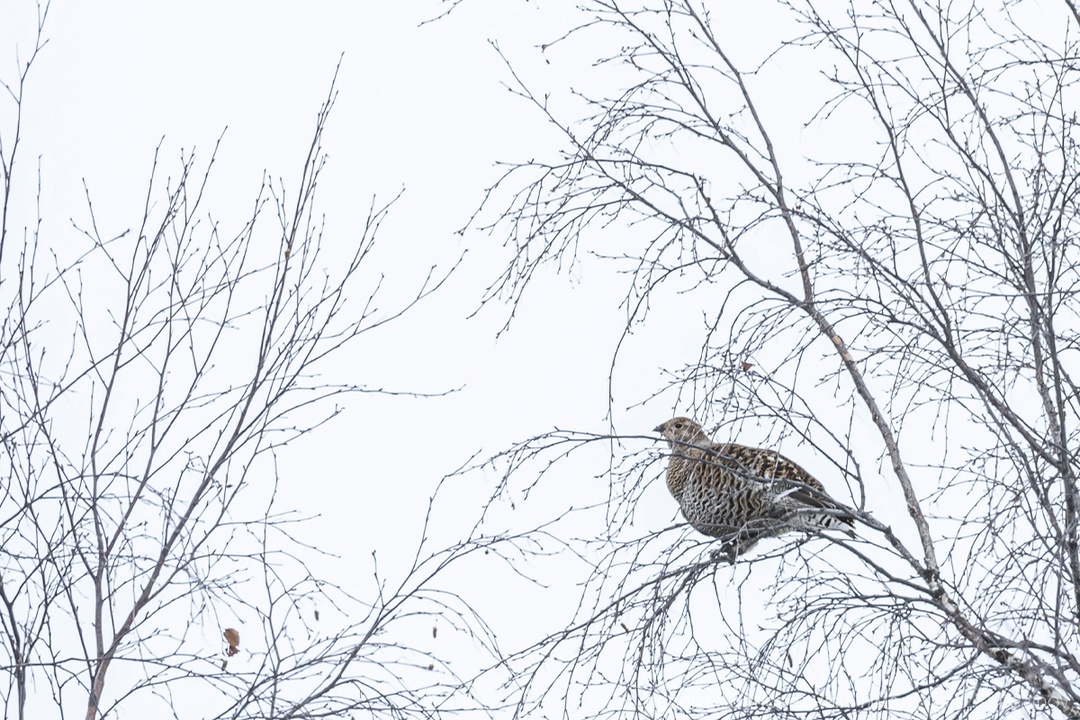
[655,417,854,556]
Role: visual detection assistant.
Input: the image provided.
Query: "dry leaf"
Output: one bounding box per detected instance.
[224,628,240,657]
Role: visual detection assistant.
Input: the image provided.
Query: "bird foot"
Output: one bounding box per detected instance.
[711,544,738,564]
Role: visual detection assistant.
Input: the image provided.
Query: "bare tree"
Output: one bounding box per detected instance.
[465,1,1080,718]
[0,6,497,719]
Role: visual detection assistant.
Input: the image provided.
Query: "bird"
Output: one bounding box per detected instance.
[654,416,854,556]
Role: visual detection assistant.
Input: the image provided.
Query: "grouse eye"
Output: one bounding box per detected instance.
[674,422,684,429]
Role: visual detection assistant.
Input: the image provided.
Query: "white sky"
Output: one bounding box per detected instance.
[1,1,928,715]
[2,0,690,690]
[2,0,643,531]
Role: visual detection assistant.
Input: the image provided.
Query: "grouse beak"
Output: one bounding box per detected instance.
[653,423,665,433]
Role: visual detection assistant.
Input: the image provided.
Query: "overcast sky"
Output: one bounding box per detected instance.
[2,2,921,714]
[2,0,640,527]
[0,0,691,672]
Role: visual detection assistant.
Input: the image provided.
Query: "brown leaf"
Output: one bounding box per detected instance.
[224,628,240,657]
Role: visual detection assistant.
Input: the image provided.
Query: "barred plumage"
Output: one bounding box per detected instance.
[655,417,853,555]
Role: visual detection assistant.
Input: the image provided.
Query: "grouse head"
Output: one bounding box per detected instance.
[654,417,711,448]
